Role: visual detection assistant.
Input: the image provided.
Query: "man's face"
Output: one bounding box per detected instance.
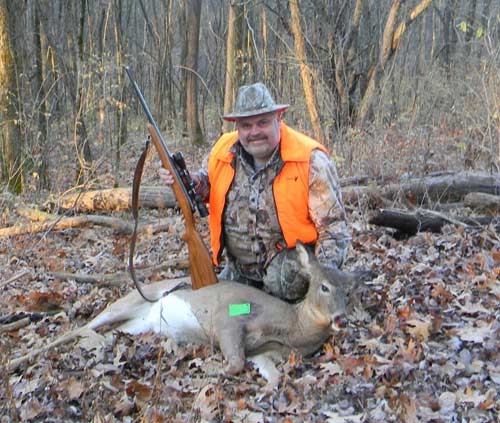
[235,112,281,165]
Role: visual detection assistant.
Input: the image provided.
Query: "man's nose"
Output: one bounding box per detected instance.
[249,124,259,137]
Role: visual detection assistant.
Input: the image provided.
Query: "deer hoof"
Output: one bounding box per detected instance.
[226,356,244,375]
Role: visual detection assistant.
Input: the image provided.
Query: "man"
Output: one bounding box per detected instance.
[160,83,350,301]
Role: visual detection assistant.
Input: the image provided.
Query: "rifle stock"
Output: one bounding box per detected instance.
[147,125,218,289]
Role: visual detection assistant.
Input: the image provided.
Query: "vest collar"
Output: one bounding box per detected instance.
[279,123,312,162]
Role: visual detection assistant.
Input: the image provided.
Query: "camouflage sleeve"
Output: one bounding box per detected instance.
[308,150,350,268]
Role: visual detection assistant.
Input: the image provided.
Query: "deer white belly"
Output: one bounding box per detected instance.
[118,293,205,343]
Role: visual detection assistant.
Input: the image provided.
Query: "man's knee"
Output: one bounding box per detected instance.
[263,248,310,301]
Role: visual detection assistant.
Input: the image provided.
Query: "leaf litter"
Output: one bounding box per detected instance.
[1,204,499,422]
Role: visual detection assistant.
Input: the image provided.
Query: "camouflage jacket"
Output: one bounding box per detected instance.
[194,139,350,281]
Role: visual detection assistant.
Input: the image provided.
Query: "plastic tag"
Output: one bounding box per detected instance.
[229,303,251,316]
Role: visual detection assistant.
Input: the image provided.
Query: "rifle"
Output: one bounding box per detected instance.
[125,66,218,293]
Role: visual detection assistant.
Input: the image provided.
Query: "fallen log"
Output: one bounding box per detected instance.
[0,208,170,238]
[342,171,500,208]
[464,192,500,215]
[0,215,135,237]
[368,208,498,235]
[40,171,500,214]
[52,186,176,213]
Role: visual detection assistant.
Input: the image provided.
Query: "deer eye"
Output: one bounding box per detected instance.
[321,284,331,293]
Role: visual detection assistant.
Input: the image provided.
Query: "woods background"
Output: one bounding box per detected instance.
[0,0,499,197]
[2,2,500,421]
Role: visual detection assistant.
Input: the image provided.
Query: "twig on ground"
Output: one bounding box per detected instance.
[49,258,190,287]
[0,317,31,333]
[0,270,30,289]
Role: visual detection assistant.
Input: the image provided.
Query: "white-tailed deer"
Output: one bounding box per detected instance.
[9,242,371,379]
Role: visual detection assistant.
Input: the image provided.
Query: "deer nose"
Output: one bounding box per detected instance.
[332,314,347,330]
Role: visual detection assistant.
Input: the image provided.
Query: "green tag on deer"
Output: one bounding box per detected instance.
[229,303,251,316]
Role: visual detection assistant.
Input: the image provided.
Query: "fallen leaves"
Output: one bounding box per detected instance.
[456,320,496,343]
[404,316,432,341]
[19,397,45,421]
[1,206,500,421]
[17,291,65,312]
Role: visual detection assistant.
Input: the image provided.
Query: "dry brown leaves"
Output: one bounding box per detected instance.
[1,204,500,422]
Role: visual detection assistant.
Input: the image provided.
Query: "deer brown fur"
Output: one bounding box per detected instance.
[9,242,371,376]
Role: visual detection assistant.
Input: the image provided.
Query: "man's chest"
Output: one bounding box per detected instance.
[223,162,281,232]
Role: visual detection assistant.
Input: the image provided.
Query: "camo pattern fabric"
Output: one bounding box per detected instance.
[194,141,350,301]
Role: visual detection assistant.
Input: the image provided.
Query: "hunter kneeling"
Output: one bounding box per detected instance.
[160,82,350,302]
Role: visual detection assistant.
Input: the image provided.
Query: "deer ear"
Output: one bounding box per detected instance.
[295,240,311,271]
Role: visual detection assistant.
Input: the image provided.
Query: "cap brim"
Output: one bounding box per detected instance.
[222,104,289,122]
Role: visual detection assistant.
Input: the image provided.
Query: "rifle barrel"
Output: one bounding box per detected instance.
[125,66,195,213]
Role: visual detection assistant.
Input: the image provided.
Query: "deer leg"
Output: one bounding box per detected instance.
[9,291,153,372]
[247,352,281,388]
[216,323,246,375]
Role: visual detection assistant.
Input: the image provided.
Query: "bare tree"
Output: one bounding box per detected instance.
[112,0,128,187]
[36,0,94,183]
[33,2,49,189]
[289,0,324,143]
[356,0,433,126]
[183,0,204,144]
[0,0,22,192]
[332,0,365,127]
[441,0,459,75]
[465,0,477,55]
[222,1,244,133]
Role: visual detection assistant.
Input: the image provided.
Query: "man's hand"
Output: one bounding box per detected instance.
[159,166,175,185]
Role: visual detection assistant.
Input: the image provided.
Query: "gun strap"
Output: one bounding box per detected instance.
[129,138,156,303]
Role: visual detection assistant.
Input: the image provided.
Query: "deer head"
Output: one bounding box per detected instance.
[295,240,369,331]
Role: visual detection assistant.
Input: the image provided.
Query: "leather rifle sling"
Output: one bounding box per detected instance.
[128,138,157,302]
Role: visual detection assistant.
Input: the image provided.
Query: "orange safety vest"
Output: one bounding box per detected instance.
[207,123,329,265]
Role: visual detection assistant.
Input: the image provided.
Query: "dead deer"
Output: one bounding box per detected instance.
[9,241,371,380]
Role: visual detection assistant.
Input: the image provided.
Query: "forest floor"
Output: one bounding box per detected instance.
[1,127,500,422]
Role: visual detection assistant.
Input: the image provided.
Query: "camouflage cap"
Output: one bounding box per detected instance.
[222,82,289,121]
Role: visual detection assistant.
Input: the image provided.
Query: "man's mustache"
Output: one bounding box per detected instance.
[247,135,267,142]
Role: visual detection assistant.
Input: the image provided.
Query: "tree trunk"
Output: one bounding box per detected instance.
[357,0,401,126]
[113,0,127,188]
[161,0,176,127]
[356,0,433,127]
[261,4,268,81]
[333,0,364,127]
[289,0,324,144]
[222,1,244,133]
[0,0,22,193]
[74,0,92,182]
[184,0,204,145]
[96,0,109,147]
[464,0,477,55]
[33,4,49,189]
[442,0,458,76]
[36,0,93,183]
